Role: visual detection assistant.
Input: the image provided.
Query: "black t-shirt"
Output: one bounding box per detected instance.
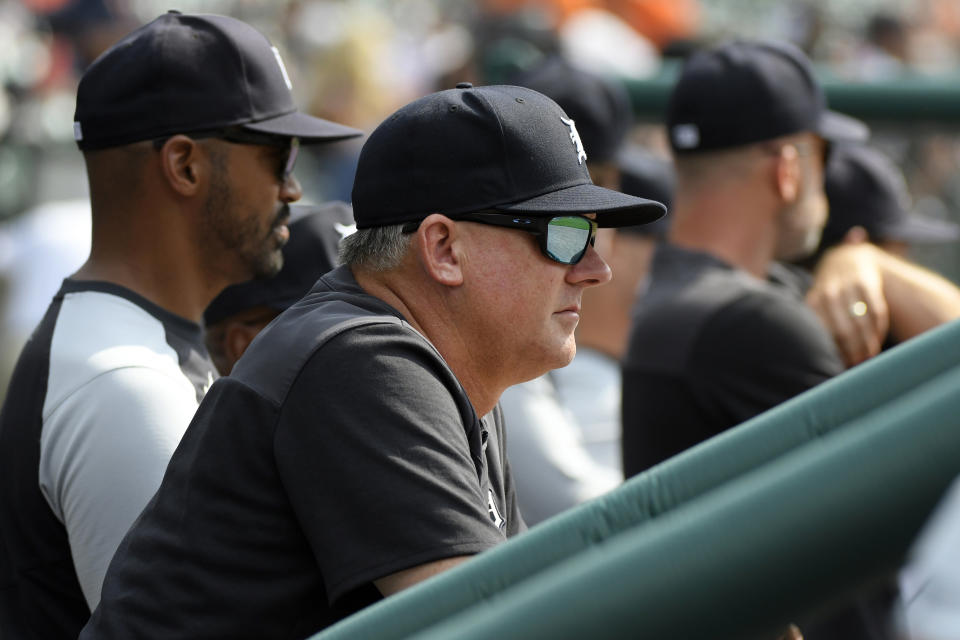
[621,245,844,475]
[82,266,523,639]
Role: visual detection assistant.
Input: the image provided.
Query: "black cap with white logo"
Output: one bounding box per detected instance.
[74,10,362,150]
[667,40,868,154]
[351,83,666,229]
[823,143,960,248]
[508,56,634,164]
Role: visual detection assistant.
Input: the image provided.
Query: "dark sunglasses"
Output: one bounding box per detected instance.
[403,211,598,265]
[152,128,300,181]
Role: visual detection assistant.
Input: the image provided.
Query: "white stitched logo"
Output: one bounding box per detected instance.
[271,46,293,91]
[560,116,587,165]
[487,488,505,531]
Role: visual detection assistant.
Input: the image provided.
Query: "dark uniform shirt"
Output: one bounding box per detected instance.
[82,265,523,639]
[621,244,844,475]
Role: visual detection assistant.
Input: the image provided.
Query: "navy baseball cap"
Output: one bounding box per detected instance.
[204,201,355,326]
[351,83,666,229]
[74,10,362,150]
[822,143,960,248]
[667,40,868,153]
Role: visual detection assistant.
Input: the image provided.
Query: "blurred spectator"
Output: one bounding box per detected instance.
[841,12,912,80]
[204,202,355,375]
[803,143,960,367]
[622,39,867,475]
[0,198,90,399]
[499,56,665,524]
[819,143,960,260]
[896,476,960,640]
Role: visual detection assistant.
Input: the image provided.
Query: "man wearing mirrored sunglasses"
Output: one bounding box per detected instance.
[0,11,361,639]
[82,83,665,638]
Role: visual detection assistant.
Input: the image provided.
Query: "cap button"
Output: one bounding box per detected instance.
[455,82,473,89]
[167,9,182,14]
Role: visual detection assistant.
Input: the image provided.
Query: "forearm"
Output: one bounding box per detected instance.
[875,248,960,342]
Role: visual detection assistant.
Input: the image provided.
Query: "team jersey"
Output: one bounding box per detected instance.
[0,280,215,639]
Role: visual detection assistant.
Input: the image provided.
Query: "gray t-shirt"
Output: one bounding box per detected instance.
[83,266,523,639]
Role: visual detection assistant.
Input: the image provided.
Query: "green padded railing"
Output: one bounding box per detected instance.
[409,363,960,640]
[313,319,960,640]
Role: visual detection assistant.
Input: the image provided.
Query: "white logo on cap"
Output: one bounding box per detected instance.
[271,46,293,91]
[560,116,587,165]
[73,122,83,141]
[672,124,700,149]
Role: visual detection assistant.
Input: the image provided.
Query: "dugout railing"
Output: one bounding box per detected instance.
[312,318,960,639]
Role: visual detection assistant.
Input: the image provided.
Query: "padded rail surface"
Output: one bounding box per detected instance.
[410,364,960,640]
[313,320,960,640]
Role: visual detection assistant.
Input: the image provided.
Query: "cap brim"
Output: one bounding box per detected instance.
[817,110,869,144]
[881,214,960,244]
[243,110,363,144]
[493,182,667,228]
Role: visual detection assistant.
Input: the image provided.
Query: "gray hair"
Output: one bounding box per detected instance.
[338,223,412,271]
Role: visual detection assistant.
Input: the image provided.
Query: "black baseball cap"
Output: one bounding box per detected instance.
[350,83,666,229]
[203,201,355,326]
[508,56,634,164]
[616,144,674,238]
[667,39,868,153]
[822,143,960,249]
[74,10,362,151]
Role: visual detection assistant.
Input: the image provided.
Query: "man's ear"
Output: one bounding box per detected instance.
[773,143,801,203]
[416,213,464,286]
[157,135,206,197]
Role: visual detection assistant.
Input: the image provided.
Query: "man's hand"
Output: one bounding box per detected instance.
[807,240,890,368]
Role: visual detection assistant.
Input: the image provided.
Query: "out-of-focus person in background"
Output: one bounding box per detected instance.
[622,38,868,476]
[0,11,360,638]
[498,54,652,524]
[550,144,673,470]
[895,475,960,640]
[803,143,960,367]
[819,143,960,260]
[204,202,355,376]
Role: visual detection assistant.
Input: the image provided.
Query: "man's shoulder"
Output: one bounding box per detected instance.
[628,247,831,372]
[44,285,196,414]
[232,273,438,407]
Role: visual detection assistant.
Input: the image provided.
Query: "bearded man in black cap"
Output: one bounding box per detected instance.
[81,83,665,639]
[0,11,360,638]
[621,39,870,475]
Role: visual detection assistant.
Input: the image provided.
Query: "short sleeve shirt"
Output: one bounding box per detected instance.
[82,266,523,640]
[0,280,215,640]
[621,245,844,475]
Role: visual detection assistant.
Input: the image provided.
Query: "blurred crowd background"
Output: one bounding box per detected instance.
[3,0,960,401]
